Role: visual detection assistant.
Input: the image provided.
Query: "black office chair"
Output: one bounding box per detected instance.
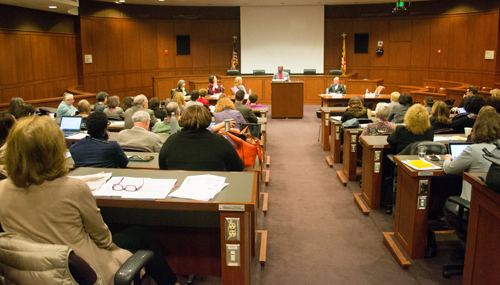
[330,69,342,75]
[227,69,239,76]
[241,123,261,140]
[0,232,153,285]
[357,118,373,125]
[445,99,455,110]
[283,69,291,75]
[304,69,316,75]
[253,70,266,75]
[442,196,470,278]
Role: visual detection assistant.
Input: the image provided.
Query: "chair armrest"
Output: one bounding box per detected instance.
[447,196,470,210]
[114,250,154,285]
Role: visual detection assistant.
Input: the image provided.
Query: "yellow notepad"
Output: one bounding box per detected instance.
[406,160,436,169]
[450,136,467,141]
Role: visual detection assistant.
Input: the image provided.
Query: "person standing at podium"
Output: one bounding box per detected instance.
[327,77,346,94]
[273,65,290,82]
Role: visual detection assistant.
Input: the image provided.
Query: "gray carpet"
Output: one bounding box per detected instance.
[178,105,464,285]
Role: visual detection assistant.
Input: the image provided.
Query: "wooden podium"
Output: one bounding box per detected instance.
[271,82,303,118]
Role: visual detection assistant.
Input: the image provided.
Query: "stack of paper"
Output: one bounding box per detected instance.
[91,176,176,199]
[67,133,87,139]
[70,172,113,191]
[168,174,228,201]
[403,160,441,171]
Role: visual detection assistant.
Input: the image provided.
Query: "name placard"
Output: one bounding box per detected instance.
[219,205,245,211]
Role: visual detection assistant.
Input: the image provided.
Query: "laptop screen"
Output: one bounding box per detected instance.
[60,116,83,131]
[449,143,472,160]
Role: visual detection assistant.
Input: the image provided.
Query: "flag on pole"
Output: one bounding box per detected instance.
[231,36,238,70]
[341,33,346,75]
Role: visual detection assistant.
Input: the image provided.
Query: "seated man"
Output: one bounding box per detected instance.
[186,90,203,108]
[154,102,183,134]
[57,92,77,117]
[118,111,163,152]
[234,90,258,124]
[457,86,478,108]
[94,91,109,112]
[70,112,129,168]
[327,77,346,94]
[124,94,157,129]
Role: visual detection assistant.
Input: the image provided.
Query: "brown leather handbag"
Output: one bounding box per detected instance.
[218,127,263,168]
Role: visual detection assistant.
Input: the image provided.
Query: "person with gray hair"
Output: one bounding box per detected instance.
[327,77,346,94]
[57,92,77,117]
[154,102,182,134]
[123,94,158,129]
[175,79,189,96]
[118,110,163,152]
[94,91,109,112]
[362,103,395,136]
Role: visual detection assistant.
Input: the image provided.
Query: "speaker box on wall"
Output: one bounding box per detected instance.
[354,34,369,54]
[176,35,190,55]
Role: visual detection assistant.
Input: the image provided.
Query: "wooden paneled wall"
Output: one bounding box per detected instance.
[78,16,240,99]
[325,10,500,93]
[0,29,78,109]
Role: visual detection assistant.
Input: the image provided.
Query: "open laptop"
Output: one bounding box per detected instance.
[449,143,473,160]
[59,116,83,137]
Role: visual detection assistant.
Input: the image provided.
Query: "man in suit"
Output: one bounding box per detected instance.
[118,110,163,152]
[234,90,258,124]
[123,94,157,129]
[273,65,291,82]
[328,77,346,94]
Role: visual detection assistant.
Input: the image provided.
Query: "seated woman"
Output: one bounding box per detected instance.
[120,96,134,112]
[246,93,264,108]
[387,104,434,153]
[175,79,189,96]
[423,96,434,114]
[149,97,167,121]
[388,93,413,123]
[14,104,36,119]
[430,100,452,130]
[172,92,187,115]
[231,76,247,95]
[0,112,16,179]
[214,97,246,129]
[8,97,24,119]
[340,96,369,123]
[0,115,178,285]
[159,105,243,171]
[443,112,500,210]
[207,75,223,95]
[77,99,91,119]
[491,88,500,98]
[362,103,395,136]
[70,112,129,168]
[485,96,500,113]
[104,95,125,119]
[450,95,485,133]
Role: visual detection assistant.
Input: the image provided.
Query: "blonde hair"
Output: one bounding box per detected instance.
[5,116,67,188]
[172,92,186,108]
[390,92,400,102]
[234,77,242,86]
[347,96,365,117]
[404,104,431,135]
[431,101,451,125]
[490,89,500,98]
[215,97,236,113]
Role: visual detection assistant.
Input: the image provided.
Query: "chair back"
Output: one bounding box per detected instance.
[253,70,265,75]
[0,232,100,285]
[330,69,342,75]
[374,85,385,95]
[444,99,455,109]
[426,86,436,93]
[120,145,151,152]
[283,69,291,75]
[438,87,446,94]
[398,141,447,155]
[357,118,373,124]
[240,123,261,140]
[227,69,239,76]
[303,69,316,75]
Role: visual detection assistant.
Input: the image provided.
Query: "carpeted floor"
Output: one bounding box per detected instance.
[178,105,464,285]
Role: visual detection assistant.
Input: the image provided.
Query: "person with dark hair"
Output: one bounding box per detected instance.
[159,105,243,171]
[341,96,369,123]
[246,93,263,108]
[273,65,291,82]
[186,90,203,108]
[207,75,223,95]
[234,90,258,123]
[0,112,16,178]
[457,86,479,108]
[198,88,210,108]
[14,104,36,119]
[121,96,134,112]
[450,95,485,133]
[94,91,109,112]
[388,93,413,123]
[485,96,500,113]
[8,97,24,119]
[104,95,125,119]
[149,97,166,121]
[423,96,434,114]
[70,112,128,168]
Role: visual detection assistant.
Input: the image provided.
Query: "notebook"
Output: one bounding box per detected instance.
[449,143,472,160]
[59,116,83,137]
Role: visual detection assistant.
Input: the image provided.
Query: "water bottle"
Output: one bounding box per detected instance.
[249,89,252,94]
[326,88,329,94]
[366,89,369,96]
[224,119,231,138]
[170,112,177,134]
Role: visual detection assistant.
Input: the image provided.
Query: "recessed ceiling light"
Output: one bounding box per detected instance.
[119,0,125,2]
[49,6,57,9]
[159,0,164,1]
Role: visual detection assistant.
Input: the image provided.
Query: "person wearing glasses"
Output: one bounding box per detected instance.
[57,92,78,117]
[0,115,179,285]
[70,112,129,168]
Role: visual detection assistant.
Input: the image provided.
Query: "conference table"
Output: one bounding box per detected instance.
[69,167,257,284]
[317,94,391,108]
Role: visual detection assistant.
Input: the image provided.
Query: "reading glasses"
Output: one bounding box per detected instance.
[112,177,144,192]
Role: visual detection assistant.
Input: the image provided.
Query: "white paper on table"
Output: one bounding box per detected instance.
[66,133,87,139]
[112,121,125,126]
[434,136,451,142]
[65,151,72,158]
[93,177,176,199]
[168,175,228,201]
[70,172,112,191]
[330,116,342,121]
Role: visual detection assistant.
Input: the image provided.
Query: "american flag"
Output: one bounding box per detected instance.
[341,34,346,75]
[231,41,238,69]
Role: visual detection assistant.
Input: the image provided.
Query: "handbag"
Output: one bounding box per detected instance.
[482,141,500,193]
[218,127,263,168]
